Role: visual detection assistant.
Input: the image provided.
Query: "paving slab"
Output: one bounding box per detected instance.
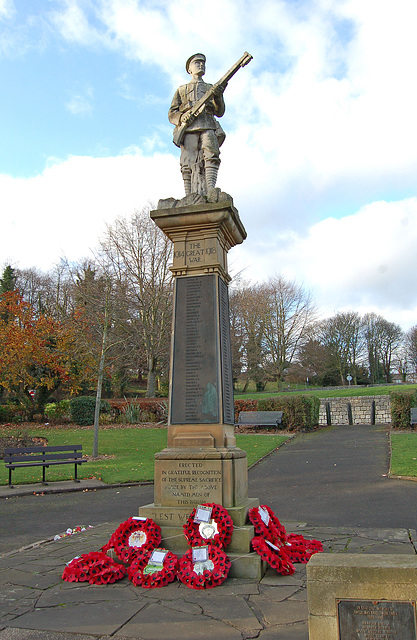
[116,601,243,639]
[6,600,146,636]
[0,631,99,640]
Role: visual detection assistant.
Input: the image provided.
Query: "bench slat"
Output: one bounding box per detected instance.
[4,445,82,454]
[6,459,87,469]
[5,452,84,464]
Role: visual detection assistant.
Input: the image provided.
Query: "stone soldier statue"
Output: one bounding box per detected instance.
[168,53,226,197]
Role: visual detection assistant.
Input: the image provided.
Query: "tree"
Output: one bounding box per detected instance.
[0,265,17,295]
[70,260,135,456]
[0,291,94,417]
[378,319,403,383]
[362,313,403,383]
[229,284,268,391]
[319,311,364,385]
[100,207,173,397]
[290,336,340,386]
[406,325,417,376]
[261,277,316,389]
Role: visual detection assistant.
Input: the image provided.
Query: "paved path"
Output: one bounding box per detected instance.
[1,424,417,639]
[249,424,417,529]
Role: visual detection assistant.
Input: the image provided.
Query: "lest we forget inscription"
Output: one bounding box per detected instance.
[170,274,234,425]
[338,599,417,640]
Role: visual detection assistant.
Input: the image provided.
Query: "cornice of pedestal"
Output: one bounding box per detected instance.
[150,198,247,249]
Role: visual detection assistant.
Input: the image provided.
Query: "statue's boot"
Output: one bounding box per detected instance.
[205,165,219,191]
[182,169,192,195]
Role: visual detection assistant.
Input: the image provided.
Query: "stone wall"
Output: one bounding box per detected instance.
[318,396,391,426]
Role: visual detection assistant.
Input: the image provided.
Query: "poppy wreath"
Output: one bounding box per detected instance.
[62,551,126,585]
[128,548,179,588]
[183,503,234,548]
[251,537,295,575]
[285,534,323,564]
[102,517,161,564]
[248,504,287,544]
[177,546,231,589]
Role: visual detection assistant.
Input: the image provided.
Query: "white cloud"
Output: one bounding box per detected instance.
[0,0,14,20]
[66,87,94,115]
[0,150,182,271]
[231,198,417,329]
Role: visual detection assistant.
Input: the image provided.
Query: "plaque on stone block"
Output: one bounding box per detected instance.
[337,599,417,640]
[158,459,222,507]
[218,277,234,425]
[170,274,234,425]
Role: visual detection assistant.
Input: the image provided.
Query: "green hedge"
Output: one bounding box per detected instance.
[390,390,417,430]
[69,396,111,426]
[258,395,320,431]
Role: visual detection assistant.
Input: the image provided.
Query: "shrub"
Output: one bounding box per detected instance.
[234,399,258,423]
[390,391,417,429]
[0,404,26,423]
[109,398,168,423]
[69,396,111,426]
[123,400,143,424]
[258,395,320,432]
[44,399,71,421]
[0,405,14,423]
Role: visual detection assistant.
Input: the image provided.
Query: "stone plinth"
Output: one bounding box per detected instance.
[307,553,417,639]
[151,198,246,282]
[142,198,263,578]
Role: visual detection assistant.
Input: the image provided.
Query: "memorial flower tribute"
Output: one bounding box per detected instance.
[62,551,126,585]
[101,516,161,564]
[177,545,231,589]
[128,548,179,588]
[248,504,287,544]
[251,537,294,575]
[183,503,234,548]
[249,504,323,574]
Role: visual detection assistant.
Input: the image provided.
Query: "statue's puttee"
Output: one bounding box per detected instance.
[169,52,253,197]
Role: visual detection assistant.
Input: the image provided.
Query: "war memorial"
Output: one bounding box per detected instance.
[138,51,264,578]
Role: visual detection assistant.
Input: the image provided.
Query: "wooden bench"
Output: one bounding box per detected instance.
[411,407,417,426]
[4,445,87,488]
[236,411,283,433]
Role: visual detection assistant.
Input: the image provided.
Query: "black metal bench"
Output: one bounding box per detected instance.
[4,444,87,488]
[411,408,417,426]
[236,411,283,433]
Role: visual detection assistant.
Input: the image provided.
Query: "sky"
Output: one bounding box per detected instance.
[1,0,417,330]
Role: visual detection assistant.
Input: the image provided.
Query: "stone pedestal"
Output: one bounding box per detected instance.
[139,197,264,578]
[307,554,417,639]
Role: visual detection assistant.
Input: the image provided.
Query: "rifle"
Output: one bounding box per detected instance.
[173,51,253,148]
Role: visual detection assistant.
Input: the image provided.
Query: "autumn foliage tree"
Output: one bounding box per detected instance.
[0,291,95,417]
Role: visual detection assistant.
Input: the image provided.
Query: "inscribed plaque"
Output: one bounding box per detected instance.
[218,277,234,424]
[159,459,222,507]
[338,599,417,640]
[171,275,219,424]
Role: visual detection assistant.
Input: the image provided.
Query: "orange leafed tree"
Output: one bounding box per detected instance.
[0,291,95,417]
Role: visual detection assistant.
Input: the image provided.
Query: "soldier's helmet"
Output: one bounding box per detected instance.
[186,53,206,73]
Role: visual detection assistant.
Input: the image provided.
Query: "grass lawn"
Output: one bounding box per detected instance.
[390,432,417,477]
[0,425,289,486]
[235,384,417,401]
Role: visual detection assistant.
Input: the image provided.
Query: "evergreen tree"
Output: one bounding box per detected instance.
[0,265,17,295]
